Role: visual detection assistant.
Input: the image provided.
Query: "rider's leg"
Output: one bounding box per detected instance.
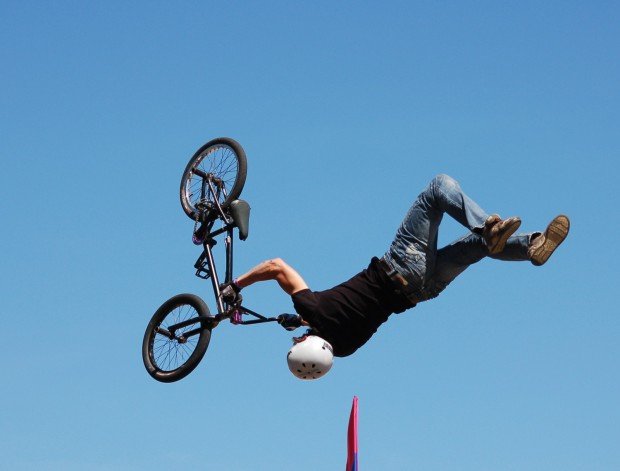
[420,232,539,300]
[384,174,491,284]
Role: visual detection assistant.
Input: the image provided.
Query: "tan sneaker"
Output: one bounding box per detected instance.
[528,215,570,266]
[483,214,522,254]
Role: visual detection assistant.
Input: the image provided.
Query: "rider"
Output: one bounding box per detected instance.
[220,174,570,377]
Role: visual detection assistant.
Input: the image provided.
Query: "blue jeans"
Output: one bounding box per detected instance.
[383,174,538,302]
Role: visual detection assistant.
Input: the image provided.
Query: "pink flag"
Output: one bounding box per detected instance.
[346,396,359,471]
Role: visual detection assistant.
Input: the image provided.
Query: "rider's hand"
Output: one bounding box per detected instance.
[220,281,243,305]
[277,313,303,331]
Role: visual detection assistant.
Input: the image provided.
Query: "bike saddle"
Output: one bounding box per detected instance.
[229,199,250,241]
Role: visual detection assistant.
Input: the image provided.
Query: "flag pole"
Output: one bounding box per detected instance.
[346,396,359,471]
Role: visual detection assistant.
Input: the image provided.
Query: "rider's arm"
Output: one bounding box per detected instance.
[236,258,309,295]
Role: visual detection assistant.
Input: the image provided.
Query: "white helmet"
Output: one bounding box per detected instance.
[287,335,334,380]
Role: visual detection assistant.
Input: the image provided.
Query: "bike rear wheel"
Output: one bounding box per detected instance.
[180,137,247,220]
[142,293,212,383]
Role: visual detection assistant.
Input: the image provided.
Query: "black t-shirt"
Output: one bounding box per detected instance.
[291,257,413,357]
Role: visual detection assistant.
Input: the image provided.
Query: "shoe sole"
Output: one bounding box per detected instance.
[488,218,521,254]
[530,215,570,266]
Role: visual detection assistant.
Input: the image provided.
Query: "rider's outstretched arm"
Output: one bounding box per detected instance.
[236,258,308,295]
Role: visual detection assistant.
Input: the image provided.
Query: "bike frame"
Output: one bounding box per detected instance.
[164,174,277,340]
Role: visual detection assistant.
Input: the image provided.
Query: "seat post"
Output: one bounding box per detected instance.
[225,227,234,284]
[203,240,225,315]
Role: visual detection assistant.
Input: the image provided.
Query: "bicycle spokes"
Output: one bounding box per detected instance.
[150,305,209,372]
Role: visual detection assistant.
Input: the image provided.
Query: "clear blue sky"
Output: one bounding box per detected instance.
[2,1,619,470]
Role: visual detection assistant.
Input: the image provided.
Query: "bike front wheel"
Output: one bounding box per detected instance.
[180,137,247,220]
[142,293,212,383]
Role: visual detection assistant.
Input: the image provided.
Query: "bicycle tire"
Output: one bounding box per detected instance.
[142,293,212,383]
[180,137,248,220]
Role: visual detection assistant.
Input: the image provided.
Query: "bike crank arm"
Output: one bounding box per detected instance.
[228,306,278,325]
[234,318,279,325]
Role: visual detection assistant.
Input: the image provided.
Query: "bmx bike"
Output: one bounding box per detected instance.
[142,137,284,383]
